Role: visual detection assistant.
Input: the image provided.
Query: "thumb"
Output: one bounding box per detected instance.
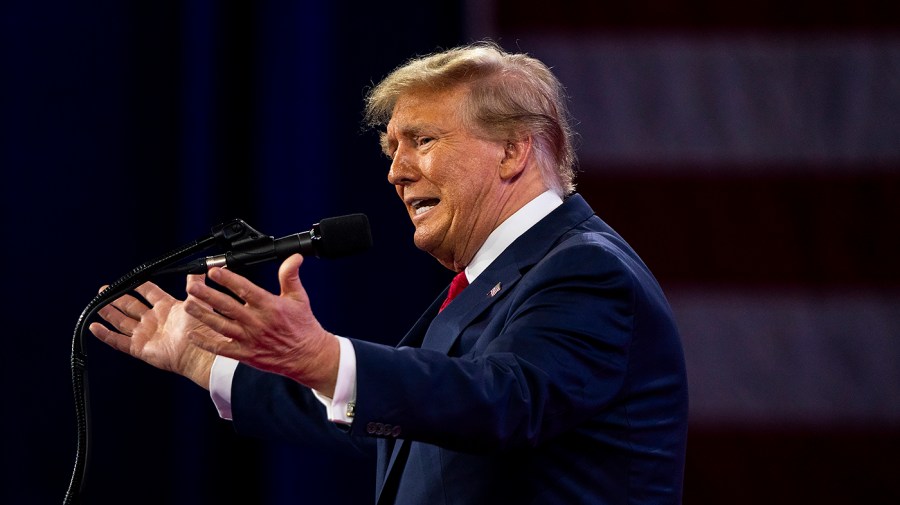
[278,253,307,300]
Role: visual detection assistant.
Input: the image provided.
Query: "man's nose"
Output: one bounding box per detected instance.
[388,148,418,186]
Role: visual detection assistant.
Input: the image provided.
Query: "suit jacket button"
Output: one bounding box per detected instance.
[366,422,377,434]
[391,425,402,437]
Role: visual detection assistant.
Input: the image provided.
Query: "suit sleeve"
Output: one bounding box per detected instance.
[230,362,374,456]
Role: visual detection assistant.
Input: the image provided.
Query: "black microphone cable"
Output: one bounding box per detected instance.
[63,231,219,505]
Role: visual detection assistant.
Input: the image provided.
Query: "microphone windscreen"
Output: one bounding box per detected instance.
[316,214,373,258]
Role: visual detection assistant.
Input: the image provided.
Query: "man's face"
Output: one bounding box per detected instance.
[383,86,510,271]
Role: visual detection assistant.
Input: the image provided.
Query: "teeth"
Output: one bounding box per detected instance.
[411,198,437,216]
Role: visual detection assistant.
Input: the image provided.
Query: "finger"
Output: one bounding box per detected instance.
[109,293,149,319]
[278,254,307,300]
[188,328,243,360]
[185,280,252,324]
[89,322,135,355]
[206,267,270,306]
[134,281,170,306]
[185,274,212,308]
[186,273,206,289]
[97,304,140,335]
[183,297,247,340]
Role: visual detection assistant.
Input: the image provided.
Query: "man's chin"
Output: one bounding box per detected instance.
[412,232,434,253]
[413,232,452,264]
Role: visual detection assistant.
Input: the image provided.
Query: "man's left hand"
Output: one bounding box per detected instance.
[183,253,340,396]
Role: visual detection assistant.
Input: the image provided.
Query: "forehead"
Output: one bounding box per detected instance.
[386,86,469,133]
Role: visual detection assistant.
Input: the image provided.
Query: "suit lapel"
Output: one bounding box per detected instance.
[396,293,444,348]
[420,261,523,352]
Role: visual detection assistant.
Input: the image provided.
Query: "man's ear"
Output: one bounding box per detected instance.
[499,137,533,181]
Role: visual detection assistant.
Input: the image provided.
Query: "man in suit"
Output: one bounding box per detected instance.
[92,42,688,504]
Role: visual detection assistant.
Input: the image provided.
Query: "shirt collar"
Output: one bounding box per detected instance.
[464,190,564,282]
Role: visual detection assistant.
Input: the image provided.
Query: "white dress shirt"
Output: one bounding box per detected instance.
[209,190,564,423]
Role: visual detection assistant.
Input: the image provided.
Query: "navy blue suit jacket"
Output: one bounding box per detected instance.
[231,194,688,504]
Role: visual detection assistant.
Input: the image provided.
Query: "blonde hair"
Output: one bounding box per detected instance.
[364,42,577,195]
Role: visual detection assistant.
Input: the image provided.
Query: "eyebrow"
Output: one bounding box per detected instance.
[398,123,430,139]
[380,123,433,157]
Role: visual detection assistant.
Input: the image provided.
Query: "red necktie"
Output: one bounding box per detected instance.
[439,271,469,312]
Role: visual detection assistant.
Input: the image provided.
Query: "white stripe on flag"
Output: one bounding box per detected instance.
[670,286,900,425]
[514,34,900,172]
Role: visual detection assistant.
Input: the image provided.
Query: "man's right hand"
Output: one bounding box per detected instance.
[89,275,216,389]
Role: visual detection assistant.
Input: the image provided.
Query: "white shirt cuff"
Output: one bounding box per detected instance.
[312,336,358,425]
[208,337,358,425]
[209,355,239,421]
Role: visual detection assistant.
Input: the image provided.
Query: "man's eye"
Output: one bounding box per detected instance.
[416,136,433,147]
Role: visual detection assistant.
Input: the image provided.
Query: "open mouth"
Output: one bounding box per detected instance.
[411,198,440,216]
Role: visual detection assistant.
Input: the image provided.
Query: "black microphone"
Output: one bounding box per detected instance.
[159,214,372,275]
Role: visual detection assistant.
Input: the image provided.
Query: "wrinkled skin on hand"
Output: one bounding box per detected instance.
[90,254,340,396]
[89,274,216,389]
[183,254,340,396]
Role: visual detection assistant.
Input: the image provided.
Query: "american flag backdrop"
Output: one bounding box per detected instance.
[466,1,900,503]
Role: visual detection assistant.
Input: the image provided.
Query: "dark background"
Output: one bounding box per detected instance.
[3,2,458,503]
[2,1,898,504]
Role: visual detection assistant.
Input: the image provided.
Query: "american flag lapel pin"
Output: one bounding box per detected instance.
[488,282,502,297]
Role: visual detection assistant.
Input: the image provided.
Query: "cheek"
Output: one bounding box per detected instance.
[431,161,468,194]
